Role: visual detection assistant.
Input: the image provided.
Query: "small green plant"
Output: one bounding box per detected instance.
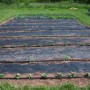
[15,73,21,79]
[64,42,71,46]
[79,43,85,46]
[38,44,42,47]
[0,74,4,78]
[63,55,72,60]
[28,74,33,79]
[84,73,90,78]
[68,72,76,78]
[41,73,48,79]
[55,73,63,78]
[23,44,28,47]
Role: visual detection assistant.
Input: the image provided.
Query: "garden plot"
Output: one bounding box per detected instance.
[0,15,90,77]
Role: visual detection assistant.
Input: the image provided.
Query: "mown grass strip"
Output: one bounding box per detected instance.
[0,82,89,90]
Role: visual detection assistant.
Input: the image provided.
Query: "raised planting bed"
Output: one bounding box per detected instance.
[0,26,88,31]
[0,62,89,74]
[0,30,90,37]
[0,46,90,61]
[5,19,79,24]
[1,22,84,27]
[0,17,90,31]
[0,37,90,47]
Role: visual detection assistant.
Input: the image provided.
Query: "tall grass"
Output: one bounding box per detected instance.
[0,83,89,90]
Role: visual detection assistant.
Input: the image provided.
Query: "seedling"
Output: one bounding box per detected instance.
[63,55,72,61]
[28,74,33,79]
[84,73,90,78]
[23,44,28,47]
[55,73,63,78]
[64,42,71,46]
[50,26,56,30]
[15,73,21,79]
[0,74,4,78]
[11,45,16,48]
[38,44,42,47]
[29,55,35,61]
[41,73,48,79]
[68,72,76,78]
[79,43,85,46]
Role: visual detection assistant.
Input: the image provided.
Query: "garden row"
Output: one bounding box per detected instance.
[0,30,90,36]
[0,72,90,79]
[0,46,90,61]
[0,62,89,73]
[0,17,89,31]
[0,36,90,49]
[0,37,90,47]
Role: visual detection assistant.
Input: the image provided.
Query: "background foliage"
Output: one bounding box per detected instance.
[0,0,90,4]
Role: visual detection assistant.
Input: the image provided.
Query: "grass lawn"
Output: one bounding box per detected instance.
[0,2,90,26]
[0,83,89,90]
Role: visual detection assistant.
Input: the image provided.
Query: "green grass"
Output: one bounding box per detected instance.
[0,2,90,26]
[0,83,90,90]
